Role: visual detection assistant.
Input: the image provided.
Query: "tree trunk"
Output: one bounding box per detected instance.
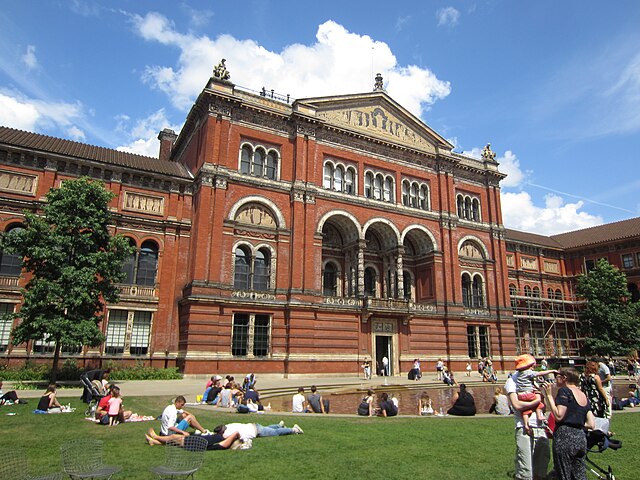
[50,340,62,384]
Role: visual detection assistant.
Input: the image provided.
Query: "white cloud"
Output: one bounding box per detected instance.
[436,7,460,27]
[67,126,86,141]
[501,191,603,235]
[497,150,526,188]
[116,108,180,157]
[22,45,38,70]
[0,90,83,133]
[130,14,451,116]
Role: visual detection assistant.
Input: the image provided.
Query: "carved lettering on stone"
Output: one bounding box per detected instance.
[123,192,164,216]
[0,171,37,195]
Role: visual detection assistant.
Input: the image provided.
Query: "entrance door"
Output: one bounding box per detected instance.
[375,335,392,376]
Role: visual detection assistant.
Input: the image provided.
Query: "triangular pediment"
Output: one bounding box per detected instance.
[295,91,454,154]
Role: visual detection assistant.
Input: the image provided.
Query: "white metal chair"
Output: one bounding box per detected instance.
[150,435,208,479]
[0,448,63,480]
[60,438,121,479]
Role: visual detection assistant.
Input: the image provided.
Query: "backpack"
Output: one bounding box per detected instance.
[357,398,370,416]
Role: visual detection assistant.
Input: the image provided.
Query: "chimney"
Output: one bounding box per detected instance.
[158,128,177,161]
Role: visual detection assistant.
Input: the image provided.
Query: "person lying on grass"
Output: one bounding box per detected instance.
[146,426,242,450]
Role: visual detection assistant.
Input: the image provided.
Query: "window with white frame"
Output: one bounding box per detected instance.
[130,311,152,356]
[233,245,272,291]
[105,309,127,354]
[0,303,13,352]
[401,179,430,210]
[462,273,485,308]
[33,334,55,354]
[622,253,634,269]
[231,313,270,357]
[105,309,153,356]
[240,144,279,180]
[467,325,490,358]
[322,161,357,194]
[364,170,395,203]
[456,194,481,222]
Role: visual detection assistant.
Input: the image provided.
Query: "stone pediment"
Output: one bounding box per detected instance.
[297,92,453,154]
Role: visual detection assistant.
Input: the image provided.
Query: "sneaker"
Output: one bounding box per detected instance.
[239,438,253,450]
[202,429,213,435]
[278,420,285,428]
[194,429,202,435]
[292,424,304,434]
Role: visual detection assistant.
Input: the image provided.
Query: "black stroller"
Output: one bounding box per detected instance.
[585,418,621,480]
[80,369,108,416]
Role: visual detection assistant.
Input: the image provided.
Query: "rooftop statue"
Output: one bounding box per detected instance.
[374,73,384,91]
[213,59,231,81]
[481,143,496,161]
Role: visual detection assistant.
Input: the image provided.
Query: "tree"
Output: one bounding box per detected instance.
[576,258,640,357]
[1,178,133,382]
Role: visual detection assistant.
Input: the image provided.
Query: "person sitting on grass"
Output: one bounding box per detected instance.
[292,387,307,413]
[447,383,476,416]
[307,385,329,414]
[146,425,242,450]
[378,392,398,417]
[95,384,133,424]
[418,392,434,415]
[160,395,210,436]
[0,380,26,405]
[37,384,62,412]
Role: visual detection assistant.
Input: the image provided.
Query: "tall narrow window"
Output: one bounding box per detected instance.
[323,263,338,296]
[364,267,376,297]
[472,276,484,307]
[253,249,270,291]
[472,198,480,221]
[323,163,333,189]
[467,325,490,358]
[234,247,251,290]
[334,166,343,192]
[240,146,252,174]
[265,151,278,180]
[121,238,137,284]
[410,183,418,207]
[402,181,409,206]
[130,311,152,355]
[0,303,13,352]
[457,196,464,218]
[0,225,24,276]
[373,175,382,200]
[462,273,472,307]
[231,314,250,356]
[345,168,355,194]
[383,177,392,202]
[105,310,128,355]
[464,197,472,219]
[419,186,429,210]
[364,172,373,198]
[253,315,270,356]
[253,149,265,177]
[136,241,158,286]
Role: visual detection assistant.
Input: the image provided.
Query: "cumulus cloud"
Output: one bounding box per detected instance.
[501,191,603,235]
[130,14,451,116]
[22,45,38,70]
[497,150,527,188]
[116,108,180,157]
[0,90,83,133]
[436,7,460,27]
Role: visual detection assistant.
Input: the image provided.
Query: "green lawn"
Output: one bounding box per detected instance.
[2,396,638,479]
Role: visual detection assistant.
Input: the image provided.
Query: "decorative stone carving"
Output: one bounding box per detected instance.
[544,260,559,274]
[234,229,277,240]
[215,177,228,189]
[521,256,538,270]
[296,124,316,138]
[324,297,361,306]
[122,191,164,216]
[209,102,232,117]
[304,192,316,204]
[291,190,305,203]
[374,73,384,91]
[0,170,37,195]
[235,204,276,228]
[506,254,515,267]
[231,291,276,301]
[460,241,484,259]
[317,106,435,153]
[212,59,231,81]
[481,143,496,161]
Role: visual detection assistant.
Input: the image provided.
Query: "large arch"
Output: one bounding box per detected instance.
[317,210,361,241]
[457,235,490,260]
[401,224,438,254]
[362,217,401,248]
[228,195,286,229]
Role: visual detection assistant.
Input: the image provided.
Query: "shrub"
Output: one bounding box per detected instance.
[108,361,182,381]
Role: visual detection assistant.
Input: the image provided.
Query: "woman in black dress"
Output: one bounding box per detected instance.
[37,384,62,411]
[447,383,476,416]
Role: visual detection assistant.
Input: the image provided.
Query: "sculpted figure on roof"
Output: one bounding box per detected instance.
[481,143,496,161]
[213,59,231,81]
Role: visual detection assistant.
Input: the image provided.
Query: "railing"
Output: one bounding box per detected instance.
[116,284,156,298]
[0,275,20,288]
[323,296,437,313]
[236,84,294,104]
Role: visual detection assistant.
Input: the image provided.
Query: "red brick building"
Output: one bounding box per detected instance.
[0,68,638,375]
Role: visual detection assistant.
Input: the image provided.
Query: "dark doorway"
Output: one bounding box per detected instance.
[375,335,392,376]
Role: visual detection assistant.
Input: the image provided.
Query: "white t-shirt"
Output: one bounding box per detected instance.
[292,393,306,413]
[505,377,540,430]
[224,423,257,441]
[160,404,183,435]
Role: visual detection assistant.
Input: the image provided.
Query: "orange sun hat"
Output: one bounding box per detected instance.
[515,354,536,371]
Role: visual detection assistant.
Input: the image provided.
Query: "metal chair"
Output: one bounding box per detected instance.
[0,448,63,480]
[60,439,121,479]
[150,435,208,479]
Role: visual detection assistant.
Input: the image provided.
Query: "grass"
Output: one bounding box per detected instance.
[1,396,639,479]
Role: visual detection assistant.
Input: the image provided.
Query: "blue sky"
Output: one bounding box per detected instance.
[1,1,639,235]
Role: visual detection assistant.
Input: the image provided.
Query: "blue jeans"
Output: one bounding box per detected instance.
[256,424,293,437]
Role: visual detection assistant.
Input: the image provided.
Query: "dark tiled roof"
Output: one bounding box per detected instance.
[551,217,640,249]
[504,229,564,249]
[0,126,192,179]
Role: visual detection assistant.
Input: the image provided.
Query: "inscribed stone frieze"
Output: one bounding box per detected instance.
[123,191,164,215]
[0,170,37,195]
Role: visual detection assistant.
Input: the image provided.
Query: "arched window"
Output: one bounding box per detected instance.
[524,285,532,297]
[136,241,158,286]
[410,183,418,207]
[253,249,270,291]
[253,149,265,177]
[383,177,393,202]
[323,163,333,189]
[472,275,484,307]
[234,246,251,290]
[532,286,540,298]
[419,185,429,210]
[323,262,338,297]
[0,225,24,277]
[464,197,472,219]
[402,181,409,206]
[345,168,355,194]
[265,151,278,180]
[555,289,563,300]
[364,172,374,198]
[364,267,376,297]
[373,175,382,200]
[547,288,554,299]
[462,273,472,307]
[334,166,343,192]
[457,195,464,217]
[472,198,480,221]
[509,284,518,296]
[121,237,137,284]
[240,146,252,174]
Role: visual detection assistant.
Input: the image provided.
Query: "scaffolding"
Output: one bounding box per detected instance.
[511,294,585,358]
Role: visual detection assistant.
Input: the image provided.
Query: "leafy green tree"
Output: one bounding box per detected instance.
[576,258,640,356]
[1,178,133,382]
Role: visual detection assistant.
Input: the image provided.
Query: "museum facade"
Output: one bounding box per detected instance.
[0,66,638,375]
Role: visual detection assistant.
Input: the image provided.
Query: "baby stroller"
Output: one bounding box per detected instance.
[585,418,621,480]
[80,370,107,417]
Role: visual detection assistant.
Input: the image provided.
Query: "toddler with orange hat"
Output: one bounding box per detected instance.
[513,354,557,434]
